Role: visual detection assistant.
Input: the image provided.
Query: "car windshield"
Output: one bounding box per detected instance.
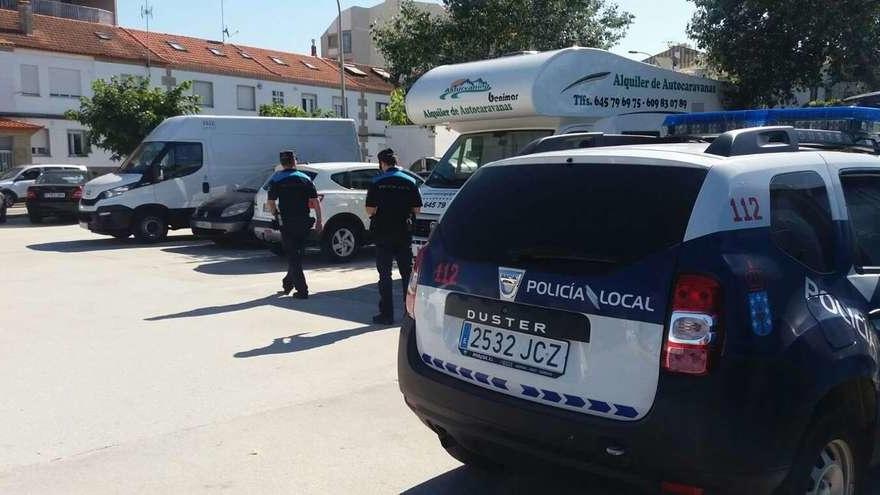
[425,130,553,189]
[0,167,24,180]
[118,142,169,174]
[439,163,708,272]
[36,171,87,185]
[236,169,275,193]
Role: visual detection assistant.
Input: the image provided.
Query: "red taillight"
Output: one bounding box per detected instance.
[72,186,83,200]
[405,245,426,318]
[661,481,704,495]
[662,274,721,376]
[26,187,36,199]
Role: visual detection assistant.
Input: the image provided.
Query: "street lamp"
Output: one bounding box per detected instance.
[628,50,653,60]
[335,0,347,118]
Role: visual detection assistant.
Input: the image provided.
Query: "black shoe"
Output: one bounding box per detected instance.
[372,314,394,325]
[291,292,309,299]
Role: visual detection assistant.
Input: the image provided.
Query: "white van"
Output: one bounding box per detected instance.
[78,116,361,242]
[405,47,724,253]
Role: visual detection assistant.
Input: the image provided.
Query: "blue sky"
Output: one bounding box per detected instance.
[118,0,696,60]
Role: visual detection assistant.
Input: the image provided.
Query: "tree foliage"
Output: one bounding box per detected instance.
[688,0,880,107]
[373,0,634,89]
[381,88,412,125]
[65,76,200,160]
[259,103,336,118]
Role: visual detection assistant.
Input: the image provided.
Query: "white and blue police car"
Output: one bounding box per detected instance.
[399,109,880,494]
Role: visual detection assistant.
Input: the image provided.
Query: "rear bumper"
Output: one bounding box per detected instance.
[78,205,132,234]
[26,200,78,215]
[398,316,791,494]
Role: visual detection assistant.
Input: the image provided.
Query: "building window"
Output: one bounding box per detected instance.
[31,129,50,156]
[167,41,187,51]
[375,102,389,121]
[301,93,317,113]
[342,30,352,54]
[193,80,214,108]
[237,85,256,111]
[208,47,226,57]
[49,68,82,98]
[301,61,318,70]
[269,56,288,66]
[67,130,91,157]
[344,65,367,77]
[332,96,348,117]
[21,65,40,96]
[272,90,285,105]
[327,33,338,50]
[770,171,835,273]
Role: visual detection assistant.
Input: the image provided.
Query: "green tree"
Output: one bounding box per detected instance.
[381,88,412,125]
[373,0,633,89]
[688,0,880,107]
[65,76,200,160]
[259,103,336,118]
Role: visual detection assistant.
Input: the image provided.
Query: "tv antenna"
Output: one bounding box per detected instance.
[221,0,238,42]
[140,1,154,70]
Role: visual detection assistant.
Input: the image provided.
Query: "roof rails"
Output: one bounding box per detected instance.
[517,132,700,156]
[704,126,874,157]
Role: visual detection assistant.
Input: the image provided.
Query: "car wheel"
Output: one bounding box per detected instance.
[321,221,361,262]
[268,243,285,256]
[27,210,42,224]
[4,192,17,208]
[133,212,168,243]
[110,231,130,240]
[779,414,864,495]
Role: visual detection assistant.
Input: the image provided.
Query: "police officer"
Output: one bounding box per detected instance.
[366,149,422,325]
[267,150,322,298]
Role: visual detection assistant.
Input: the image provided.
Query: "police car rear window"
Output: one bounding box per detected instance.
[439,163,707,272]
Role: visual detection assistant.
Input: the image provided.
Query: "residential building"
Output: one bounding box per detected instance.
[0,3,393,172]
[0,0,116,25]
[321,0,444,67]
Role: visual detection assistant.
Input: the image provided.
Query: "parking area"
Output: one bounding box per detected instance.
[0,207,641,494]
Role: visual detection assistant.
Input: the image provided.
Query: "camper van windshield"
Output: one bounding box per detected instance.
[426,129,552,188]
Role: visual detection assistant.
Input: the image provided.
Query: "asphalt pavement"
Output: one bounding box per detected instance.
[0,207,878,494]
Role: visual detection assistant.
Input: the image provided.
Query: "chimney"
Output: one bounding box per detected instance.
[18,0,33,36]
[310,39,317,57]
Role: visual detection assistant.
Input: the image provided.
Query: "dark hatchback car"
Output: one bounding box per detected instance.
[190,169,272,245]
[26,169,90,223]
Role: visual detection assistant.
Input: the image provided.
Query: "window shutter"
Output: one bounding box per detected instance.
[21,65,39,96]
[237,85,256,111]
[48,68,82,97]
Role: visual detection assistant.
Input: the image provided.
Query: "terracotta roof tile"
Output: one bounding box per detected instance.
[0,118,42,132]
[0,9,394,95]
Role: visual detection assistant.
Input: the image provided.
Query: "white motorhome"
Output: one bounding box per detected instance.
[78,116,361,242]
[406,47,724,253]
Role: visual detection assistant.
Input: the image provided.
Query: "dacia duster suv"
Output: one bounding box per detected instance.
[399,126,880,494]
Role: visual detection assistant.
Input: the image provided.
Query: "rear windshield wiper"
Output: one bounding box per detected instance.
[507,247,619,265]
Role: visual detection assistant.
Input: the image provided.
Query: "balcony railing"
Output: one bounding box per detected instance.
[0,0,114,26]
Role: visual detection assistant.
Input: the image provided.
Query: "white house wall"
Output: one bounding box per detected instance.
[0,48,392,168]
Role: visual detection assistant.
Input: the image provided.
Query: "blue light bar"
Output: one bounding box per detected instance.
[663,106,880,139]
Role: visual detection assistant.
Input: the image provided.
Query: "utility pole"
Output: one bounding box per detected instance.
[336,0,347,118]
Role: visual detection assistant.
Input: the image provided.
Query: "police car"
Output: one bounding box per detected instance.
[399,120,880,494]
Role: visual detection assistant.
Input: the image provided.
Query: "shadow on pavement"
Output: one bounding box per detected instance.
[145,281,400,326]
[27,234,203,253]
[233,325,392,358]
[403,466,642,495]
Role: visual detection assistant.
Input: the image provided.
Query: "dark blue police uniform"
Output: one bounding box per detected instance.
[366,167,422,319]
[267,168,318,295]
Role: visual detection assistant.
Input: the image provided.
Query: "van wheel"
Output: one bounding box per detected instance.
[3,192,17,207]
[133,213,168,243]
[321,221,361,262]
[778,414,864,495]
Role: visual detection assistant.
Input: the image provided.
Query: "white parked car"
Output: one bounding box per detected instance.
[252,162,424,262]
[0,164,88,207]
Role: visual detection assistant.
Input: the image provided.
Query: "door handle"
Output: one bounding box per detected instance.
[202,182,210,194]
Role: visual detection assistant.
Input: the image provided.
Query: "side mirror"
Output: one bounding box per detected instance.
[150,166,163,183]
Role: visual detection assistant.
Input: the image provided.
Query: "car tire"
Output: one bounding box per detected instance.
[777,413,865,495]
[268,242,285,256]
[3,192,17,208]
[321,220,361,263]
[110,231,131,240]
[440,436,504,472]
[133,212,168,243]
